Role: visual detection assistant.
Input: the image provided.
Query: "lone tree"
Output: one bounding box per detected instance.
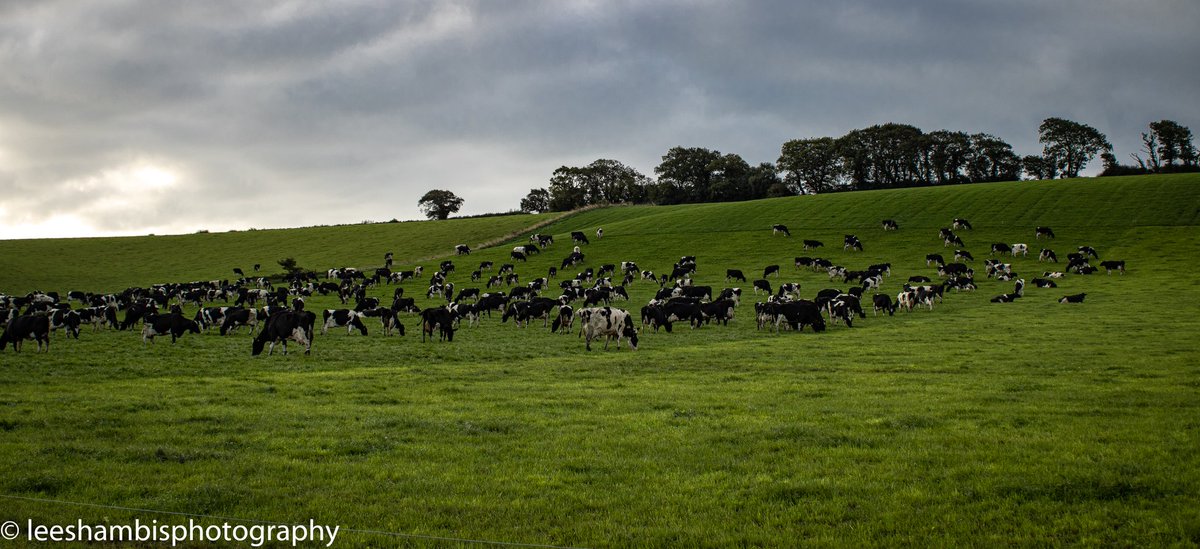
[1038,117,1112,178]
[520,188,550,213]
[417,189,464,220]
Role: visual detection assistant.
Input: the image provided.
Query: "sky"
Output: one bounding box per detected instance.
[1,0,1198,239]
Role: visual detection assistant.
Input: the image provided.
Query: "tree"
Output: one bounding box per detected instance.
[778,137,845,194]
[706,153,752,202]
[1148,120,1197,171]
[544,159,651,211]
[1038,117,1112,178]
[520,188,550,213]
[277,257,303,276]
[654,147,722,203]
[1022,155,1054,180]
[417,189,464,220]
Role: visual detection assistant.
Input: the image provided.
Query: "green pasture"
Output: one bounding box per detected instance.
[1,174,1199,547]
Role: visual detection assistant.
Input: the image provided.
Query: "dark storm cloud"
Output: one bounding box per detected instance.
[0,0,1197,238]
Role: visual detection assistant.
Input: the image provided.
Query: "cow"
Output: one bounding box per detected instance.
[1036,226,1055,239]
[1043,271,1066,279]
[990,242,1012,255]
[829,294,866,327]
[763,265,781,278]
[1100,260,1126,274]
[322,309,368,335]
[954,249,974,262]
[420,307,457,342]
[49,309,81,339]
[1059,293,1087,304]
[881,219,899,231]
[700,299,737,326]
[1,314,51,352]
[953,218,973,230]
[726,269,747,283]
[361,307,404,336]
[990,279,1026,303]
[773,300,826,333]
[219,307,259,335]
[1039,249,1058,262]
[455,244,471,255]
[550,305,575,333]
[925,254,945,267]
[772,224,791,236]
[872,294,896,316]
[580,307,638,351]
[716,287,742,305]
[944,234,964,248]
[1078,246,1099,259]
[1011,243,1029,257]
[803,240,824,250]
[843,235,863,251]
[908,275,931,283]
[1031,278,1058,288]
[777,282,801,298]
[752,279,772,295]
[141,313,201,344]
[502,298,558,328]
[596,227,603,240]
[571,231,590,245]
[252,310,315,355]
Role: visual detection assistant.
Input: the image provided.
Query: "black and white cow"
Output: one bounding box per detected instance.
[322,309,368,335]
[700,299,737,326]
[580,307,638,351]
[455,244,471,255]
[1039,249,1058,262]
[510,251,527,262]
[773,300,826,333]
[1059,293,1086,303]
[954,249,974,262]
[752,279,772,295]
[763,265,781,278]
[726,269,747,282]
[772,224,791,236]
[141,313,201,344]
[803,239,824,250]
[990,279,1025,303]
[1,314,51,352]
[1011,243,1029,257]
[49,309,81,339]
[926,254,945,266]
[843,235,863,251]
[571,231,590,245]
[1078,246,1099,259]
[881,219,899,231]
[1031,278,1058,288]
[990,242,1012,255]
[361,307,404,336]
[944,234,965,248]
[551,305,575,334]
[420,307,457,342]
[1036,226,1055,239]
[1099,260,1126,274]
[872,294,896,316]
[219,307,259,335]
[953,218,973,230]
[252,310,315,355]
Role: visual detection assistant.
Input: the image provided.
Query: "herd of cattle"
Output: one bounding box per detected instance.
[1,220,1124,355]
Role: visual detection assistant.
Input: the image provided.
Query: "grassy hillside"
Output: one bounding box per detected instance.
[2,174,1199,547]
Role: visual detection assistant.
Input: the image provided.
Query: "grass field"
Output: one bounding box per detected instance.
[2,174,1199,547]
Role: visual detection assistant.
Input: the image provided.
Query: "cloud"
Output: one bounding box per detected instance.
[1,0,1198,238]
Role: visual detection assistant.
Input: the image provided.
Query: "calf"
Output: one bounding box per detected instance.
[772,224,791,236]
[252,310,315,355]
[1,314,51,352]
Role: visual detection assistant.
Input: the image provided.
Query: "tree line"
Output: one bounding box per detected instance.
[518,118,1197,213]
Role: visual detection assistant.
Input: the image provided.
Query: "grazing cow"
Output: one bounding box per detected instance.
[571,231,590,245]
[252,310,315,355]
[925,254,945,266]
[1,314,51,352]
[502,298,558,328]
[774,300,826,333]
[990,279,1026,303]
[803,240,824,250]
[953,218,973,230]
[1039,249,1058,262]
[1059,293,1087,304]
[1078,246,1099,259]
[510,251,527,262]
[777,282,801,298]
[596,227,603,240]
[944,234,964,248]
[723,269,746,283]
[454,288,481,303]
[700,299,737,326]
[580,307,638,351]
[829,294,866,327]
[233,267,245,277]
[361,307,404,336]
[1100,260,1126,274]
[1031,278,1058,288]
[753,279,772,295]
[322,309,368,335]
[717,287,743,305]
[420,307,457,342]
[763,265,781,278]
[843,235,863,251]
[141,313,201,344]
[954,249,973,262]
[938,263,973,277]
[49,309,81,339]
[455,244,471,255]
[772,224,791,236]
[219,307,259,335]
[1011,243,1029,257]
[1036,226,1055,239]
[881,219,899,231]
[872,294,896,316]
[990,242,1012,255]
[551,305,575,333]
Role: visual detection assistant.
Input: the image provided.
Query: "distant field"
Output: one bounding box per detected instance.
[2,174,1199,547]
